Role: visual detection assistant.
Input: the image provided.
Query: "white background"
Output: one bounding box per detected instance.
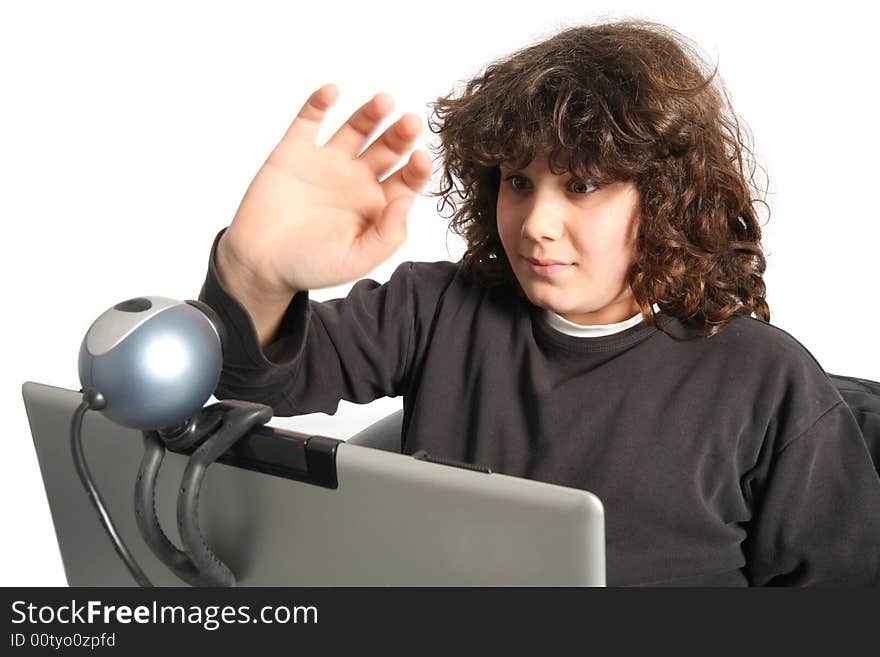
[2,0,877,586]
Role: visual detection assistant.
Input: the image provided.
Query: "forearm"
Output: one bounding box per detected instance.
[214,232,296,350]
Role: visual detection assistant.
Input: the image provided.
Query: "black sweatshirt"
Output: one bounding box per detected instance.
[199,227,880,586]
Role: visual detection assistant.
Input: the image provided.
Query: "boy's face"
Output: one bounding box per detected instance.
[496,155,642,325]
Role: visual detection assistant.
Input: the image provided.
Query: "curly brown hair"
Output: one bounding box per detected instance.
[426,19,770,340]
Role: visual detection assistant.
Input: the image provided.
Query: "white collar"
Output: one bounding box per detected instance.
[544,303,661,337]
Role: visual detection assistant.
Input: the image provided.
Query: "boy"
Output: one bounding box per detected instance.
[199,20,880,585]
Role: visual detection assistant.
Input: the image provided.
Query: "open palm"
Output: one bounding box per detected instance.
[221,84,432,294]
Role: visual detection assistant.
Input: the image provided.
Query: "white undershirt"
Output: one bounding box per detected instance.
[545,303,662,337]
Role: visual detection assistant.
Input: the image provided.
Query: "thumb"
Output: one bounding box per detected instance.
[356,194,415,262]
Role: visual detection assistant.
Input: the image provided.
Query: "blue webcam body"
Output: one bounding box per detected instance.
[78,296,224,430]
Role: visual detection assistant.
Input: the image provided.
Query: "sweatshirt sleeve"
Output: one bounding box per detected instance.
[197,226,454,417]
[742,401,880,586]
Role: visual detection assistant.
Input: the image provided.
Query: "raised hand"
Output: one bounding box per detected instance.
[220,84,433,295]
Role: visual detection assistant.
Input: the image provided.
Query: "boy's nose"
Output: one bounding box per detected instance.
[520,207,564,241]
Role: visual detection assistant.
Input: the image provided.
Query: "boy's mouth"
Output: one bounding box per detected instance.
[525,257,570,266]
[523,257,573,276]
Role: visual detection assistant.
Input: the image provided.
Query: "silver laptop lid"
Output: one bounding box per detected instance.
[23,381,605,586]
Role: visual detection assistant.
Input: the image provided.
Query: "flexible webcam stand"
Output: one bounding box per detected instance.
[72,390,273,587]
[136,400,274,587]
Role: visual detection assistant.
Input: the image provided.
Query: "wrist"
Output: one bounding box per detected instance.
[215,233,296,349]
[217,228,295,300]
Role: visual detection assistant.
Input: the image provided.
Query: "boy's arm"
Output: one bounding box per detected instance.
[742,401,880,586]
[213,228,295,349]
[198,226,451,417]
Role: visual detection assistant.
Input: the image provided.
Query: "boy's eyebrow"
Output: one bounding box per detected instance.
[499,162,531,173]
[498,164,583,178]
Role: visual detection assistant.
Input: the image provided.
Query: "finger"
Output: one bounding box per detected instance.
[324,92,395,156]
[280,84,340,144]
[358,113,423,178]
[380,149,433,200]
[352,194,415,267]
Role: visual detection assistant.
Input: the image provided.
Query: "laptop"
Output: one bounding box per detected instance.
[22,381,606,586]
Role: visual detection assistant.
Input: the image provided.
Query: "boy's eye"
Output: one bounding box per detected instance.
[569,180,597,194]
[502,174,597,194]
[503,174,530,190]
